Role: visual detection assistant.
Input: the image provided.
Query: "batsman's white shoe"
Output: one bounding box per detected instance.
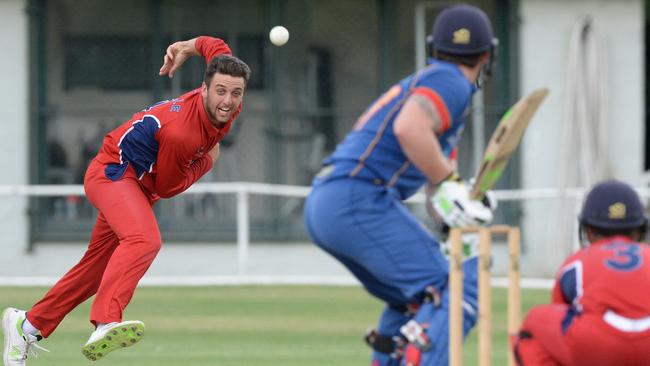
[81,320,145,361]
[2,308,49,366]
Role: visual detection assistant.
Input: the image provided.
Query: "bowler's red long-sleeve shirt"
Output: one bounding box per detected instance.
[94,36,241,199]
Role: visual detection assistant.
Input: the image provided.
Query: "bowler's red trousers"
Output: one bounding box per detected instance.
[27,159,161,337]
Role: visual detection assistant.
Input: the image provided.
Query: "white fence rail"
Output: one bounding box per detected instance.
[2,182,649,287]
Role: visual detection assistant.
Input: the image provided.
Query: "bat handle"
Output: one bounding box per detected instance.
[469,183,485,201]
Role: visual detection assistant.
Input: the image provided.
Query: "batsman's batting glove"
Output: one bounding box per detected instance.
[467,177,498,212]
[431,179,495,227]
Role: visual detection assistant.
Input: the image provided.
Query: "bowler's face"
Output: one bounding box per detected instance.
[201,74,245,127]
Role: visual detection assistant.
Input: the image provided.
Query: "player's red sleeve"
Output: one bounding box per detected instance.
[411,87,451,134]
[195,36,232,65]
[154,143,214,198]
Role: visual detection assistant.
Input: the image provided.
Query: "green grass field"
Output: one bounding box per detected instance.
[0,286,549,365]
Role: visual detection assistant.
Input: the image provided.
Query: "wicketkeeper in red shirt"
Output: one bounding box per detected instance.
[512,180,650,366]
[2,35,250,365]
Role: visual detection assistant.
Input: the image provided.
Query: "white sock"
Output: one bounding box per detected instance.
[22,317,40,336]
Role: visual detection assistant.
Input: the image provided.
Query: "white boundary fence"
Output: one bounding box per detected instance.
[2,183,649,288]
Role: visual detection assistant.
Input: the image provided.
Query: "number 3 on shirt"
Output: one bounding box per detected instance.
[603,242,642,272]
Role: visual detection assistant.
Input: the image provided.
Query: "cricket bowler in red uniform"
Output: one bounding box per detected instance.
[2,36,250,365]
[512,180,650,366]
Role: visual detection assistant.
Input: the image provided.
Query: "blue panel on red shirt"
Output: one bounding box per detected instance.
[105,115,161,181]
[559,264,580,304]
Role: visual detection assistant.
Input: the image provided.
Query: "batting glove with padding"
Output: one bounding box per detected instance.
[431,180,496,227]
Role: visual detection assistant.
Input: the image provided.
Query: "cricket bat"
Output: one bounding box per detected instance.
[470,88,549,199]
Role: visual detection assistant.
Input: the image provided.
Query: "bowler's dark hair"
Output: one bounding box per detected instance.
[204,54,251,87]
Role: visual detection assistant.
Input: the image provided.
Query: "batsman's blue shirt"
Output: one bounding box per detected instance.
[321,60,475,199]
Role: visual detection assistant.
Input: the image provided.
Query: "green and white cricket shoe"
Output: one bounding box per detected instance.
[81,320,145,361]
[2,308,49,366]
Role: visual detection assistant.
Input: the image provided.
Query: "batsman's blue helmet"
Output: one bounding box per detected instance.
[430,4,497,55]
[579,180,648,230]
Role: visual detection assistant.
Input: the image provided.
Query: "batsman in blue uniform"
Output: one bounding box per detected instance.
[304,4,498,366]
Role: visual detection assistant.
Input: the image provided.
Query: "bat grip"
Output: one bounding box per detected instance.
[469,179,486,201]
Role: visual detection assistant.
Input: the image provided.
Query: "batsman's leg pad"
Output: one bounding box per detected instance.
[412,281,480,366]
[368,305,411,366]
[400,320,431,351]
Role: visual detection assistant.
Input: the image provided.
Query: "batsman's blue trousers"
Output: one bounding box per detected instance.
[304,177,478,365]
